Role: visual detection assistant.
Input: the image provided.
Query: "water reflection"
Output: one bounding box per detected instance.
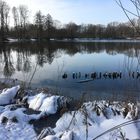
[0,41,140,100]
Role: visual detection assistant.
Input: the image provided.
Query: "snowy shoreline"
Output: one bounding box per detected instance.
[5,38,140,43]
[0,85,139,140]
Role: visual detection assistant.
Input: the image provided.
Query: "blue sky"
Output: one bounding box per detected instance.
[5,0,136,25]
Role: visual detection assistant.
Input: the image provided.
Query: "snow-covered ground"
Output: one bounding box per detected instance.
[0,106,40,140]
[7,38,19,42]
[55,38,140,43]
[0,85,139,140]
[41,101,139,140]
[0,122,37,140]
[0,85,20,105]
[7,38,36,42]
[28,92,68,115]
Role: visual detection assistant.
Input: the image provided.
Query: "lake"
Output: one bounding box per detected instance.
[0,40,140,101]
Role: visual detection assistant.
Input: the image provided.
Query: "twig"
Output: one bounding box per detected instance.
[93,119,140,139]
[28,63,38,88]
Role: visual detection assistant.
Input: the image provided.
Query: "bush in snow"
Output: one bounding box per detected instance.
[39,101,139,140]
[0,85,20,105]
[27,92,70,115]
[0,108,45,124]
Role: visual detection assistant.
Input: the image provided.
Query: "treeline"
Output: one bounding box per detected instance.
[0,41,139,77]
[0,0,139,41]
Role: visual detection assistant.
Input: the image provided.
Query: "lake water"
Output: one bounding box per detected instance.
[0,41,140,100]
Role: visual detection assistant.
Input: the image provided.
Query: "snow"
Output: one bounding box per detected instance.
[42,101,139,140]
[55,38,140,43]
[0,108,45,124]
[0,122,37,140]
[0,106,5,113]
[0,106,46,140]
[28,93,47,111]
[42,131,76,140]
[7,38,37,42]
[39,96,59,114]
[42,135,60,140]
[28,93,67,115]
[0,85,139,140]
[0,85,20,105]
[7,38,18,42]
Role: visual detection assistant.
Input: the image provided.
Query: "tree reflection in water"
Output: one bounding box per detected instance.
[0,41,139,99]
[0,41,140,76]
[2,47,15,78]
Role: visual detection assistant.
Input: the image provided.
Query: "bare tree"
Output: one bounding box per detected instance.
[44,14,53,40]
[0,0,10,41]
[34,10,44,40]
[4,2,10,35]
[115,0,140,35]
[12,6,19,39]
[65,22,79,39]
[18,5,29,39]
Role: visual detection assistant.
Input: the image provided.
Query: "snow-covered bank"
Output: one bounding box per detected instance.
[0,85,70,140]
[0,106,41,140]
[41,101,139,140]
[28,92,69,115]
[0,85,20,105]
[0,104,45,140]
[55,38,140,43]
[0,85,139,140]
[7,38,36,42]
[0,122,37,140]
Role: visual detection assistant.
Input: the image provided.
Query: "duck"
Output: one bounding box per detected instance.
[91,72,97,79]
[62,73,67,79]
[85,73,88,78]
[72,72,75,79]
[132,72,135,78]
[119,71,122,78]
[103,72,108,79]
[112,72,118,79]
[108,73,112,79]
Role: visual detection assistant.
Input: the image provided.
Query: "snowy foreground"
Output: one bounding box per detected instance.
[0,86,139,140]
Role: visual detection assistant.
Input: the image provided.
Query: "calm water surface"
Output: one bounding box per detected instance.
[0,41,140,100]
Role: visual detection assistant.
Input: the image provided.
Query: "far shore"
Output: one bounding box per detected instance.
[1,38,140,44]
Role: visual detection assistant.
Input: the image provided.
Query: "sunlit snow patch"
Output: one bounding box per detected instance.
[0,85,20,105]
[28,92,68,115]
[41,101,139,140]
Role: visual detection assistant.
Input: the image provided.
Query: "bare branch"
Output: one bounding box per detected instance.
[115,0,139,17]
[115,0,140,34]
